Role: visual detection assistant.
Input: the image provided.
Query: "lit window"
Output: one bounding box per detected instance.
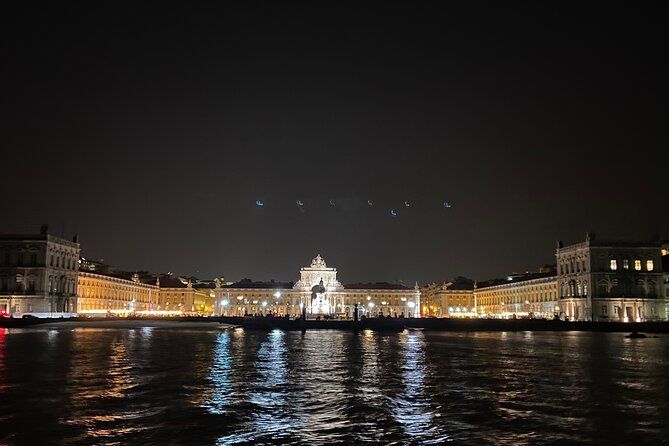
[646,260,654,271]
[623,259,629,270]
[634,260,641,271]
[610,260,617,270]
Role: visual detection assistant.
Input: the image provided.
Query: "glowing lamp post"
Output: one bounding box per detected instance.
[407,300,416,317]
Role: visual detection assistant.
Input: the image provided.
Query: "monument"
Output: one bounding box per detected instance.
[293,254,344,315]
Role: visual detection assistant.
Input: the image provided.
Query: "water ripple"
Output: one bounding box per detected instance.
[0,327,668,444]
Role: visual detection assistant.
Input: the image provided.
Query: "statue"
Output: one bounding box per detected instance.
[311,278,326,304]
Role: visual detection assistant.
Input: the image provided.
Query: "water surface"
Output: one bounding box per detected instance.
[0,324,667,445]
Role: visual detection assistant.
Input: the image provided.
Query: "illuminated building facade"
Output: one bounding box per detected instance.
[420,270,559,319]
[475,274,558,318]
[77,258,215,316]
[156,275,215,315]
[556,234,666,322]
[420,278,475,317]
[77,271,159,314]
[216,255,421,318]
[0,226,80,316]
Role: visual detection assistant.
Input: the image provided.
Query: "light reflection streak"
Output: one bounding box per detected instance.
[63,329,140,438]
[249,329,290,434]
[105,339,135,398]
[0,329,6,395]
[394,332,438,439]
[296,331,351,439]
[47,329,58,343]
[203,332,233,414]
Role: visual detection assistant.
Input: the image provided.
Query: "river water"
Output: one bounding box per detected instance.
[0,323,668,445]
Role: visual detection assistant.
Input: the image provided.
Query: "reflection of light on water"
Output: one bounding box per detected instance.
[141,326,153,342]
[47,329,58,343]
[103,340,135,399]
[250,330,289,431]
[394,332,439,440]
[203,332,233,414]
[360,330,379,392]
[0,329,6,395]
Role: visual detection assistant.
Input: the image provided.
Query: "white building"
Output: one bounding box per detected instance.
[556,234,666,322]
[0,225,80,316]
[216,254,420,318]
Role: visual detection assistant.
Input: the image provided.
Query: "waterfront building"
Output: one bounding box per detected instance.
[475,272,558,319]
[216,254,420,318]
[216,279,295,316]
[156,274,214,315]
[77,259,214,316]
[420,277,475,317]
[556,234,665,322]
[0,225,80,316]
[77,270,159,315]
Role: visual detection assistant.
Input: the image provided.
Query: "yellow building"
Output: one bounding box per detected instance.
[156,275,215,315]
[420,278,475,317]
[475,274,558,318]
[77,271,159,314]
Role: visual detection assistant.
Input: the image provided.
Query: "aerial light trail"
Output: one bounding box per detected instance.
[252,197,455,213]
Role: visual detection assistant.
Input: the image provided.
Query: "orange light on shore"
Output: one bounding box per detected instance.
[78,309,184,316]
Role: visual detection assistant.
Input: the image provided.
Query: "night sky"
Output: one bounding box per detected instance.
[2,3,667,284]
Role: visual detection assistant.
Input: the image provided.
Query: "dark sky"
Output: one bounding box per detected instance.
[2,3,667,284]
